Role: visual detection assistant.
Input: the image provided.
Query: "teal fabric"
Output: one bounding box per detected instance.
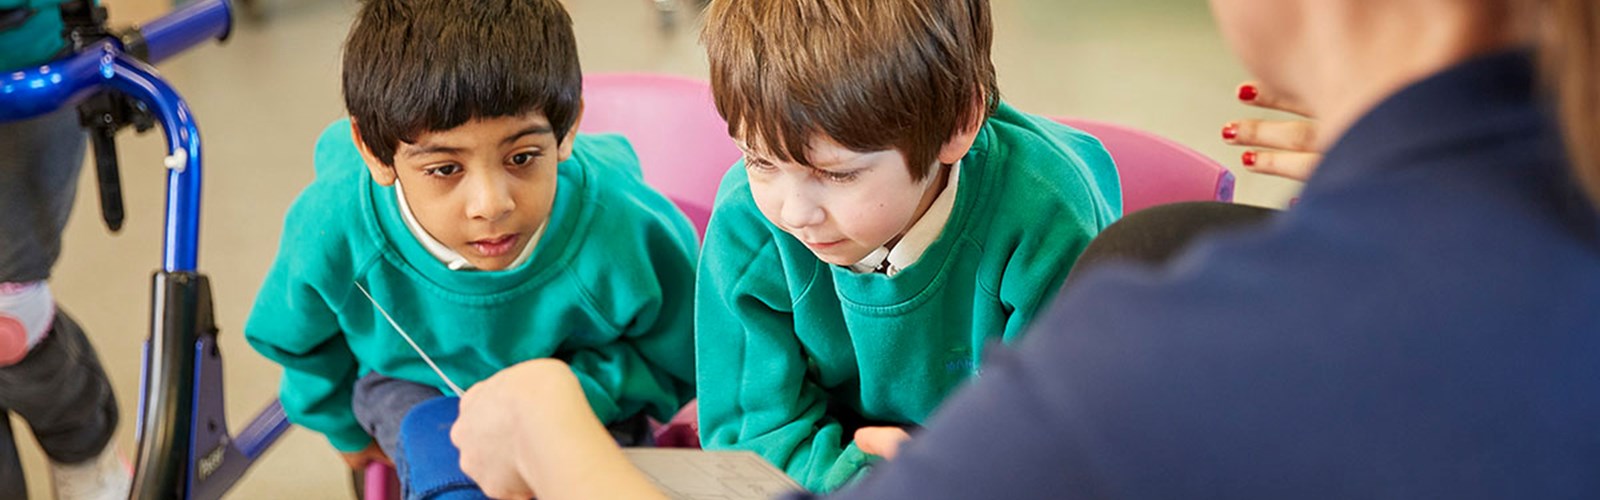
[0,0,74,71]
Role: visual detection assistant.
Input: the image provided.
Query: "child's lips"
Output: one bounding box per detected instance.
[802,239,843,250]
[470,234,519,257]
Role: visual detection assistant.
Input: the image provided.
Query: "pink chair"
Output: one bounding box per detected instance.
[650,400,701,448]
[579,73,735,449]
[361,462,399,500]
[1054,118,1235,214]
[579,73,744,234]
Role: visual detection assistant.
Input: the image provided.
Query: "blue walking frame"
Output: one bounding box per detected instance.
[0,1,292,497]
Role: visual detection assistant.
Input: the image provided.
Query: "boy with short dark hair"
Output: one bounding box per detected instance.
[245,0,697,487]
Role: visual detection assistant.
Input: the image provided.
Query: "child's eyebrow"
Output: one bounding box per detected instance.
[501,124,554,146]
[810,157,851,169]
[402,144,464,159]
[809,150,865,169]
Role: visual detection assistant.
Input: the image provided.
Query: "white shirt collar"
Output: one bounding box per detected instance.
[849,161,961,276]
[395,180,542,271]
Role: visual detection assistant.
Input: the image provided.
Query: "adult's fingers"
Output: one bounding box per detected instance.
[1236,81,1313,117]
[1240,150,1320,182]
[1224,119,1320,153]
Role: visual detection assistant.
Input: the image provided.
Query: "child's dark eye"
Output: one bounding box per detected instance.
[821,170,859,183]
[423,164,462,177]
[745,158,777,173]
[509,151,540,167]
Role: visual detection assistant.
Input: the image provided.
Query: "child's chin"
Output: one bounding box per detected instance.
[466,256,517,271]
[810,251,862,267]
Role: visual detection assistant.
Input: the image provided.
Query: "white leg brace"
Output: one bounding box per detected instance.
[0,281,55,365]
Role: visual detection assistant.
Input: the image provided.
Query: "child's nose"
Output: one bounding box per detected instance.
[779,189,826,229]
[466,173,516,222]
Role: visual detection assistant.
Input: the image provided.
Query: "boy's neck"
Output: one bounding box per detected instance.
[885,163,954,251]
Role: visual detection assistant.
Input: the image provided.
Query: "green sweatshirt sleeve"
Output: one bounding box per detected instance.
[562,183,699,424]
[243,199,372,453]
[995,212,1100,344]
[563,252,697,425]
[0,0,68,71]
[995,123,1120,343]
[695,201,875,493]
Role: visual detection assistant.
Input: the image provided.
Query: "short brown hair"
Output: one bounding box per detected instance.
[343,0,582,166]
[702,0,998,180]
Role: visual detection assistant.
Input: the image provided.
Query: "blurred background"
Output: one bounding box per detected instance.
[14,0,1298,497]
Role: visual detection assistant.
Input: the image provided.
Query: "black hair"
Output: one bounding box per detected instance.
[342,0,581,165]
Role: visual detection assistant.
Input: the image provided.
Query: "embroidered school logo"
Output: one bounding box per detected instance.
[944,347,975,374]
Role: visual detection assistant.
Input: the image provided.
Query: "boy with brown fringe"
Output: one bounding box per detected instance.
[694,0,1124,491]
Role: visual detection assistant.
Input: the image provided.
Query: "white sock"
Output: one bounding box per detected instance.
[0,281,55,365]
[51,443,131,500]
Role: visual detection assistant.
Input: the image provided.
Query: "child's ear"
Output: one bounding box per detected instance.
[557,99,584,162]
[936,101,987,165]
[351,120,398,186]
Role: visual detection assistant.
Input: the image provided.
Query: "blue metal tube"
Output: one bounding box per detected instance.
[0,43,204,272]
[100,50,204,272]
[235,401,290,461]
[0,45,106,121]
[0,0,231,123]
[140,0,232,65]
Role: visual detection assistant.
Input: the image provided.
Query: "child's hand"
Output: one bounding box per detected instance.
[340,442,392,470]
[855,426,912,460]
[1223,82,1323,181]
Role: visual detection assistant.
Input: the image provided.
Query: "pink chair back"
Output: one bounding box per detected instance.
[1054,118,1235,214]
[650,400,701,448]
[579,73,743,234]
[579,73,725,449]
[363,462,399,499]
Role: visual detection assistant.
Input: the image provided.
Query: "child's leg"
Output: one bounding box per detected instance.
[0,103,110,446]
[0,311,119,464]
[0,89,124,500]
[0,106,87,364]
[0,409,23,499]
[351,372,445,487]
[0,106,86,286]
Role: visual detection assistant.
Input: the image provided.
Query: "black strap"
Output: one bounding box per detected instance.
[0,7,34,32]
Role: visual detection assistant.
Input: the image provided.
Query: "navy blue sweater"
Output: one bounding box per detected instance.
[811,50,1600,499]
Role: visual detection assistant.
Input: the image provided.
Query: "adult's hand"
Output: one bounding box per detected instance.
[1223,82,1323,181]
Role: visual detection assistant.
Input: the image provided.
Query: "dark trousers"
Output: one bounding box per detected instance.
[0,103,117,500]
[0,312,119,500]
[352,371,447,488]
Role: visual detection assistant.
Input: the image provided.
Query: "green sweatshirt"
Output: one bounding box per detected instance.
[246,120,698,452]
[0,0,72,71]
[695,103,1121,492]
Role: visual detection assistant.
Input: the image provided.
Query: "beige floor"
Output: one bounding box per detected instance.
[12,0,1303,497]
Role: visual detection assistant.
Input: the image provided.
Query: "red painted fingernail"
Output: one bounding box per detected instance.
[1242,150,1257,166]
[1238,84,1258,101]
[1222,123,1238,141]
